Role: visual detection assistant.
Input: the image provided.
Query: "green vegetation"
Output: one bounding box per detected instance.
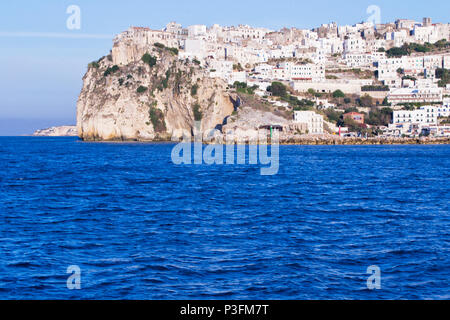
[402,75,417,81]
[366,107,393,126]
[358,94,374,108]
[192,59,201,65]
[233,63,244,72]
[436,68,450,87]
[153,42,179,55]
[332,90,345,98]
[267,82,287,97]
[361,85,390,91]
[192,104,203,121]
[386,46,409,57]
[289,96,315,111]
[88,61,100,69]
[232,81,258,95]
[137,86,148,93]
[386,40,450,58]
[167,47,179,55]
[324,109,343,123]
[398,101,442,110]
[118,78,124,86]
[142,53,157,67]
[191,84,199,96]
[307,88,323,98]
[162,70,171,89]
[103,65,119,77]
[149,104,166,133]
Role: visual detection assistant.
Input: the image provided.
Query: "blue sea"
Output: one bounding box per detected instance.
[0,137,449,300]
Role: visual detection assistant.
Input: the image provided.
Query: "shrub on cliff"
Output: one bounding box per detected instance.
[88,61,100,69]
[137,86,148,93]
[192,104,203,121]
[191,84,199,96]
[167,47,179,55]
[142,53,157,67]
[149,105,166,133]
[103,65,119,77]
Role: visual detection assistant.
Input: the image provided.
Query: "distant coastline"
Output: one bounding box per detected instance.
[79,136,450,145]
[33,126,77,137]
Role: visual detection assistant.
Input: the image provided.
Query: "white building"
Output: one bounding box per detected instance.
[343,53,374,67]
[188,25,207,38]
[393,106,439,125]
[388,87,443,105]
[277,62,325,82]
[343,36,366,53]
[293,111,324,134]
[208,59,233,81]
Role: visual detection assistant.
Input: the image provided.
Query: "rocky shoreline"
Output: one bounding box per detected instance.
[279,137,450,145]
[80,136,450,145]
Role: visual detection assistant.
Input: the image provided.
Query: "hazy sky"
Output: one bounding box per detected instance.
[0,0,449,135]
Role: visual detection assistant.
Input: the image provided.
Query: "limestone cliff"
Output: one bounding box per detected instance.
[33,126,77,137]
[77,44,234,141]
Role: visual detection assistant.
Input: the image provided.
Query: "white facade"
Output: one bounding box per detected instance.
[393,106,439,125]
[388,87,443,104]
[293,111,324,134]
[343,36,366,53]
[276,62,325,82]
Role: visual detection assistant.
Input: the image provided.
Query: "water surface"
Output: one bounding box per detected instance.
[0,137,449,299]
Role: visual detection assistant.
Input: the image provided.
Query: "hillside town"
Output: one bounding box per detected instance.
[109,18,450,140]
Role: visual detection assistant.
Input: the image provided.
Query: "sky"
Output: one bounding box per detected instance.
[0,0,449,135]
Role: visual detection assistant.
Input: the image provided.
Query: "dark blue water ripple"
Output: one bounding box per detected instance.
[0,137,449,300]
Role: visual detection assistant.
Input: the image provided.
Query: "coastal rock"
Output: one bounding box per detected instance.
[77,45,234,141]
[33,126,78,137]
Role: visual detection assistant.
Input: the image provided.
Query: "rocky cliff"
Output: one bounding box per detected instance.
[33,126,77,137]
[77,44,234,141]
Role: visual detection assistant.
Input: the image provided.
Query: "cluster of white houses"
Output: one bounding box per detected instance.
[111,18,450,137]
[384,100,450,137]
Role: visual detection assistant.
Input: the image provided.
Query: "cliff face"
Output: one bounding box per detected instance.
[33,126,77,137]
[77,44,234,141]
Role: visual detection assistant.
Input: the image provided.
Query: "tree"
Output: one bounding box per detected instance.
[332,89,345,98]
[142,53,157,67]
[137,86,148,93]
[436,68,450,87]
[366,107,393,126]
[386,46,409,57]
[358,94,374,108]
[269,82,287,97]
